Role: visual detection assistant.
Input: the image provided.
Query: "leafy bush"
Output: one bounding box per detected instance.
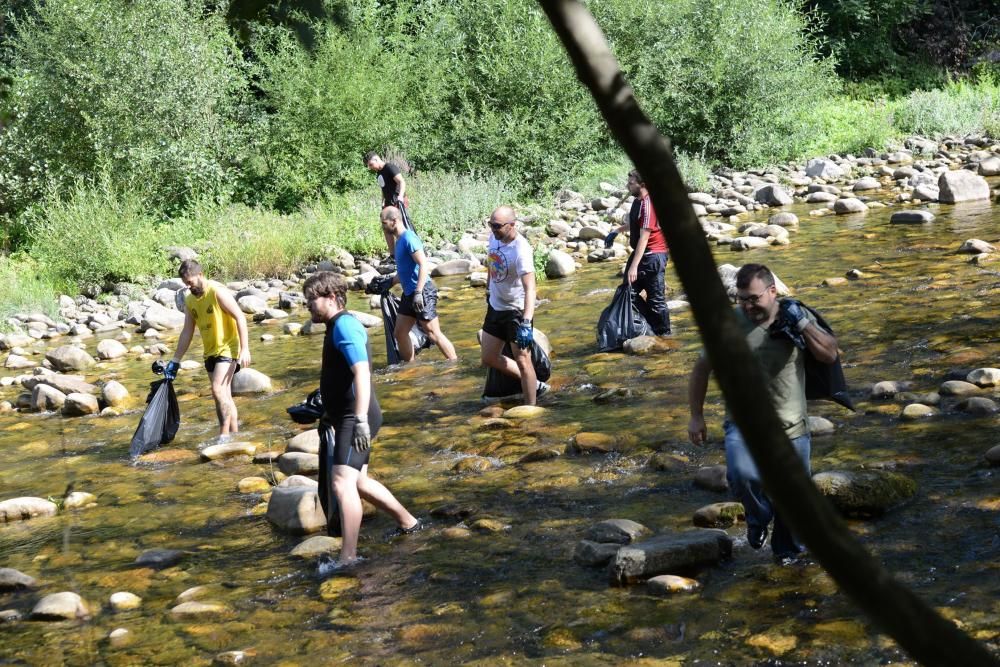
[24,180,169,291]
[0,0,254,223]
[891,76,1000,137]
[404,170,515,247]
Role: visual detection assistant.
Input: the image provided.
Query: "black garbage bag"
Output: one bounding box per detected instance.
[316,423,341,537]
[483,342,552,400]
[770,298,856,411]
[596,283,652,352]
[129,379,180,458]
[380,291,432,365]
[286,388,323,424]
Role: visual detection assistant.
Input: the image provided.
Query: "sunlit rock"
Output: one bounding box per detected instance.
[939,380,980,396]
[647,574,701,595]
[109,591,142,612]
[693,465,728,492]
[31,592,89,621]
[812,469,917,516]
[0,568,37,592]
[63,492,96,510]
[278,452,319,476]
[692,502,745,528]
[201,442,255,461]
[609,529,733,585]
[808,415,835,435]
[290,535,341,559]
[266,485,326,534]
[900,403,938,420]
[231,369,272,394]
[938,170,990,203]
[0,497,57,522]
[286,429,320,454]
[584,518,649,545]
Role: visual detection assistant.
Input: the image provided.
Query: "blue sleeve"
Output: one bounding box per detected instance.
[332,316,369,366]
[403,230,422,256]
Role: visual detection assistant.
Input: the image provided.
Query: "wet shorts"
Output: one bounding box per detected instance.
[205,355,241,374]
[482,305,525,344]
[398,281,440,322]
[318,413,382,472]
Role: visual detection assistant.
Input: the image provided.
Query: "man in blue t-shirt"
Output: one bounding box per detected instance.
[379,206,457,363]
[303,271,422,572]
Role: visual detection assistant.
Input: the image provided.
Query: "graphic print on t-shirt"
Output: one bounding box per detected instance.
[487,249,510,283]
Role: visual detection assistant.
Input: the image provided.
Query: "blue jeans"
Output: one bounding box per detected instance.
[724,421,810,558]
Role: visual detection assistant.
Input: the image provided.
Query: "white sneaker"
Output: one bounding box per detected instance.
[536,381,550,397]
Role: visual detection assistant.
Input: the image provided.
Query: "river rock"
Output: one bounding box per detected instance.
[517,446,564,464]
[729,236,770,251]
[572,432,617,454]
[694,465,728,492]
[978,156,1000,176]
[45,345,95,372]
[573,540,621,567]
[109,591,142,612]
[900,403,938,420]
[966,368,1000,387]
[938,170,990,203]
[287,429,320,454]
[985,445,1000,466]
[503,405,546,420]
[431,259,480,277]
[31,592,89,621]
[754,184,792,206]
[870,380,907,399]
[833,198,868,214]
[647,574,701,595]
[170,601,230,617]
[135,548,185,569]
[101,381,129,407]
[956,397,999,416]
[237,295,268,315]
[231,369,272,394]
[806,158,844,181]
[283,322,302,336]
[266,485,326,534]
[63,393,99,416]
[809,416,835,435]
[584,519,649,545]
[141,303,186,331]
[958,239,994,254]
[545,250,576,279]
[890,210,935,224]
[278,452,319,476]
[912,184,939,201]
[0,568,37,591]
[768,212,798,228]
[806,191,837,203]
[812,470,916,516]
[96,339,128,360]
[852,177,881,191]
[32,384,67,411]
[201,442,256,460]
[290,535,342,558]
[4,354,35,369]
[63,492,96,510]
[692,502,744,528]
[623,336,658,355]
[609,529,733,585]
[939,380,980,396]
[349,310,380,328]
[32,374,98,395]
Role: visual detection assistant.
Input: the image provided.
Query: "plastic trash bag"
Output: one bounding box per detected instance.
[286,388,323,424]
[483,341,552,400]
[380,291,432,365]
[129,378,180,458]
[596,283,652,352]
[317,423,341,537]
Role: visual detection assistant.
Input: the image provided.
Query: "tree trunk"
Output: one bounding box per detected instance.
[536,1,997,665]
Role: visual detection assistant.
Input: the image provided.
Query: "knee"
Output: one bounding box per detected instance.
[332,476,354,497]
[210,383,229,402]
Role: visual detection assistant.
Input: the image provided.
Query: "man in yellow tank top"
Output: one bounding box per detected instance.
[166,260,252,436]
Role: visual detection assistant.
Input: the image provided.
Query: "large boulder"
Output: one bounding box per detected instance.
[45,346,95,372]
[0,497,58,522]
[4,354,35,369]
[141,303,186,331]
[266,485,327,534]
[812,469,917,516]
[805,158,844,181]
[609,530,733,585]
[938,170,990,203]
[96,339,128,360]
[978,156,1000,177]
[544,250,576,279]
[101,381,129,408]
[237,295,268,315]
[754,184,792,206]
[30,375,98,395]
[31,384,67,412]
[231,369,272,394]
[286,429,320,454]
[278,452,319,476]
[31,592,90,621]
[63,393,99,416]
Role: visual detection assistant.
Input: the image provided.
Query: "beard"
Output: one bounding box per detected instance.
[190,286,205,297]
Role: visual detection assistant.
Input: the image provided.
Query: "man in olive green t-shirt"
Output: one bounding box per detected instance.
[687,263,839,562]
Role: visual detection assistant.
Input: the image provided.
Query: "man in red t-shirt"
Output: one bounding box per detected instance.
[623,170,671,335]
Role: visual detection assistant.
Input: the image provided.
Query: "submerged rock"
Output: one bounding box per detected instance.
[134,548,185,569]
[573,540,620,567]
[290,535,342,558]
[647,574,701,595]
[693,465,728,492]
[0,497,58,523]
[584,519,649,545]
[571,432,617,454]
[812,470,917,516]
[609,530,733,585]
[985,445,1000,467]
[169,601,230,617]
[31,592,90,621]
[900,404,938,420]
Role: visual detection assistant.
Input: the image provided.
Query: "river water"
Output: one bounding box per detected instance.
[1,193,999,664]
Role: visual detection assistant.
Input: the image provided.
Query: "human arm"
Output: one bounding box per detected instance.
[393,172,406,203]
[411,248,429,312]
[687,355,712,445]
[627,229,650,283]
[216,287,252,368]
[166,307,196,378]
[519,269,536,322]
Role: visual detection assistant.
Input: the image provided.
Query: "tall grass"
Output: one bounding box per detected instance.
[891,76,1000,137]
[0,254,59,327]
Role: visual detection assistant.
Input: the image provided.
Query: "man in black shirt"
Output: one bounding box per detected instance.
[365,151,412,253]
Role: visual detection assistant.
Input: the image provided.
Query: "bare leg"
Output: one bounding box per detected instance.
[210,361,239,435]
[512,342,537,405]
[394,314,417,363]
[333,465,364,562]
[418,318,457,361]
[480,331,522,379]
[356,465,417,529]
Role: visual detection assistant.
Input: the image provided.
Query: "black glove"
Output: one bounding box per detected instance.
[779,299,810,332]
[604,230,619,248]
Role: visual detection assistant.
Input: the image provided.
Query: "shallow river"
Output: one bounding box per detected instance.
[1,193,999,665]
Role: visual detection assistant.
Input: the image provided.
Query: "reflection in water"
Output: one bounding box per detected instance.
[1,195,999,663]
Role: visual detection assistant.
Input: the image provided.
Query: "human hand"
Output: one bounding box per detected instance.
[627,264,639,284]
[164,360,180,380]
[412,290,425,314]
[515,320,533,349]
[352,415,372,452]
[779,299,809,331]
[687,415,707,445]
[604,230,619,248]
[239,349,252,369]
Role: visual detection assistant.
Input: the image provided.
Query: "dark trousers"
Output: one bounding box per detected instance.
[630,251,670,335]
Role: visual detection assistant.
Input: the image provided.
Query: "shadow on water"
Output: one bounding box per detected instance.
[1,191,999,663]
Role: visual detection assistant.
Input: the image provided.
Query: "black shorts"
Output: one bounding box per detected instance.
[318,411,382,472]
[399,281,439,322]
[482,305,525,344]
[205,356,241,374]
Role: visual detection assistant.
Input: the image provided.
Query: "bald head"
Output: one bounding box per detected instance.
[380,206,402,223]
[490,206,516,226]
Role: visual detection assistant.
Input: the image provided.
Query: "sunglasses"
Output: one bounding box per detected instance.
[489,221,511,231]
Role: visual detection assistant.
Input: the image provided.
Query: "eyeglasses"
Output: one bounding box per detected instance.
[488,221,511,231]
[735,289,770,305]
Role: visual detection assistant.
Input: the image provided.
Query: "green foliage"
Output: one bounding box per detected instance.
[24,180,169,291]
[404,170,515,248]
[799,97,898,156]
[0,253,58,326]
[891,75,1000,138]
[532,243,549,283]
[0,0,255,222]
[673,150,714,193]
